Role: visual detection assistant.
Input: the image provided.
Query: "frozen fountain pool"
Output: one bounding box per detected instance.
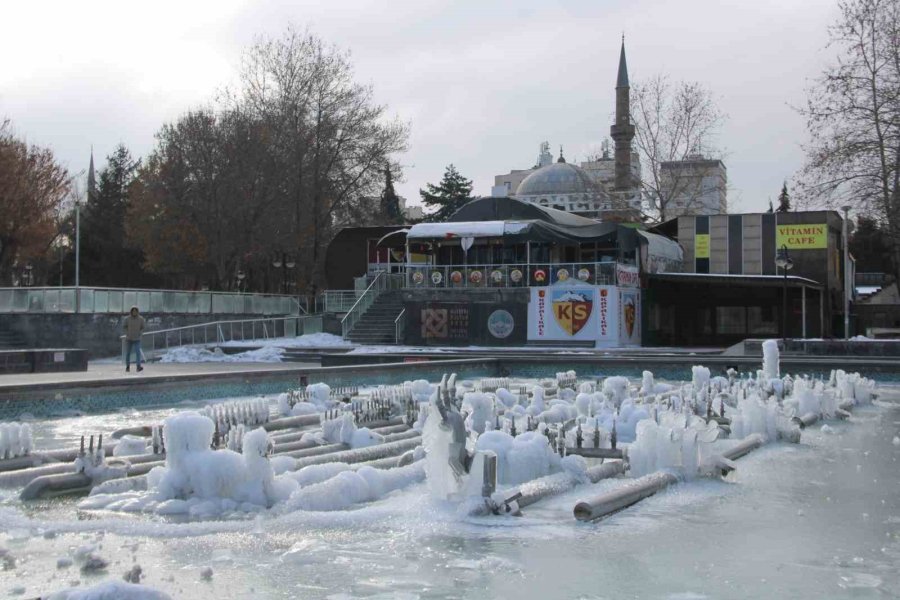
[1,366,899,599]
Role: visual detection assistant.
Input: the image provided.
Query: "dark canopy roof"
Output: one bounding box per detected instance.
[440,196,620,244]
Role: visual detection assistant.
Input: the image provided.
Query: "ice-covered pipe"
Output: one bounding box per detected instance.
[573,471,678,522]
[792,412,820,429]
[0,451,163,489]
[20,457,162,501]
[564,447,625,460]
[292,436,422,470]
[714,434,765,476]
[493,460,626,515]
[0,444,120,473]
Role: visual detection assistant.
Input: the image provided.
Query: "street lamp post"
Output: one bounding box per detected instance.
[775,245,793,347]
[841,205,852,339]
[272,253,296,294]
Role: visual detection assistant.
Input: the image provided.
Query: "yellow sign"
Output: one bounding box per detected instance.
[694,234,710,259]
[776,224,827,250]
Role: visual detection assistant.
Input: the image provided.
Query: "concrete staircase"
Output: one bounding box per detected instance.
[346,291,404,345]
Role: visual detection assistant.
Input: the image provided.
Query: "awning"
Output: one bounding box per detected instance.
[406,219,620,244]
[406,221,507,239]
[375,228,409,247]
[648,272,823,289]
[638,230,684,273]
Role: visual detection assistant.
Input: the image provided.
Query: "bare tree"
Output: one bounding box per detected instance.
[0,119,71,285]
[237,27,409,289]
[127,27,409,293]
[631,75,726,222]
[798,0,900,280]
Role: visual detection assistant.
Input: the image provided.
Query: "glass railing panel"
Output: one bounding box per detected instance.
[60,289,76,312]
[78,288,94,312]
[43,290,61,312]
[123,291,136,312]
[137,292,151,313]
[93,290,108,312]
[108,291,124,313]
[150,291,165,313]
[26,290,44,312]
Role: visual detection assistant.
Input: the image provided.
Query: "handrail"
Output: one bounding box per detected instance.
[341,272,386,339]
[340,272,404,339]
[119,315,323,361]
[394,308,406,345]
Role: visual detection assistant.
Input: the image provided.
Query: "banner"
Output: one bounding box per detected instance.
[616,264,640,288]
[528,286,619,345]
[694,234,710,259]
[618,288,641,346]
[775,224,826,250]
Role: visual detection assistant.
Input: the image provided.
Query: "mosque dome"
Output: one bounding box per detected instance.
[515,161,601,197]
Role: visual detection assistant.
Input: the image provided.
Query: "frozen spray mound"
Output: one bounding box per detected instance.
[81,412,298,517]
[46,580,172,600]
[0,421,33,458]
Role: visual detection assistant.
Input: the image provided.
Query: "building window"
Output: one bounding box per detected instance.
[716,306,746,335]
[748,306,778,334]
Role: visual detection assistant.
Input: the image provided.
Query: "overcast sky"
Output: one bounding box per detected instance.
[1,0,838,214]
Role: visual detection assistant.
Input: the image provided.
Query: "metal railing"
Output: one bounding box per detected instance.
[404,262,621,288]
[394,308,406,344]
[120,315,324,360]
[0,286,301,316]
[321,290,359,313]
[341,272,404,338]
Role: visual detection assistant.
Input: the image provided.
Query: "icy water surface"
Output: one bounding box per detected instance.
[1,393,899,599]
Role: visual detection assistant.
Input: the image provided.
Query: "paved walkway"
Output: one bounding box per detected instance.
[0,361,320,393]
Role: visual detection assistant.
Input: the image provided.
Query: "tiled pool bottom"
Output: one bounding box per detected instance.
[2,358,897,421]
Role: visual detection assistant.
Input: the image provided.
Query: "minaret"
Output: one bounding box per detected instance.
[87,148,96,201]
[610,37,635,191]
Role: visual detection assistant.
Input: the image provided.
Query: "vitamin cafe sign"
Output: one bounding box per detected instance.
[776,224,827,250]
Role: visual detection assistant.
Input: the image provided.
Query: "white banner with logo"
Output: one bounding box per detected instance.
[618,288,641,346]
[528,285,619,346]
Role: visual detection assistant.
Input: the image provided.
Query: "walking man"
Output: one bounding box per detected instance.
[123,306,145,372]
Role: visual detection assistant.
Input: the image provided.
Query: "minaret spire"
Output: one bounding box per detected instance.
[87,146,96,203]
[616,36,629,89]
[610,37,635,193]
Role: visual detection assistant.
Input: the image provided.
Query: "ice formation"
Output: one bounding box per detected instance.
[113,435,148,457]
[475,431,560,485]
[201,398,269,431]
[762,339,780,379]
[81,412,298,516]
[627,414,719,478]
[0,422,33,458]
[45,580,173,600]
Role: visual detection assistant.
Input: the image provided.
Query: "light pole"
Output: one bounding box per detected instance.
[775,244,793,346]
[74,197,81,288]
[272,253,296,294]
[841,205,852,339]
[236,270,246,293]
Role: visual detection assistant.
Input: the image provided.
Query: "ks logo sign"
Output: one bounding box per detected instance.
[551,289,593,335]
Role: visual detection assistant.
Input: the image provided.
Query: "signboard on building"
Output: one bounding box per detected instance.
[616,264,640,288]
[775,224,827,250]
[618,288,641,347]
[405,301,527,346]
[694,234,710,258]
[527,286,619,345]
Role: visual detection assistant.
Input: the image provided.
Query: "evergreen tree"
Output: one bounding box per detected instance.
[850,216,893,275]
[379,168,403,224]
[767,199,774,213]
[81,145,158,286]
[776,182,791,212]
[419,164,474,222]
